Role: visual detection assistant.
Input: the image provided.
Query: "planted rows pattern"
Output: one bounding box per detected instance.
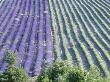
[49,0,110,76]
[0,0,110,77]
[0,0,54,76]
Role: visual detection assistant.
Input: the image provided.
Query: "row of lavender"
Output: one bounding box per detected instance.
[0,0,54,76]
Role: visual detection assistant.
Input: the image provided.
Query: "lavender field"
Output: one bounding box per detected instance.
[0,0,54,76]
[0,0,110,77]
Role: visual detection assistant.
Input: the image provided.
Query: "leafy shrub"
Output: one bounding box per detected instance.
[85,67,101,82]
[0,50,29,82]
[37,61,85,82]
[46,61,68,81]
[4,50,17,66]
[37,61,110,82]
[65,67,85,82]
[0,66,29,82]
[85,67,109,82]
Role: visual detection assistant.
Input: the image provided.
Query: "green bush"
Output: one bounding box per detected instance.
[37,61,85,82]
[85,67,109,82]
[0,66,29,82]
[4,50,17,66]
[46,61,68,81]
[37,61,110,82]
[85,67,101,82]
[0,50,29,82]
[65,67,85,82]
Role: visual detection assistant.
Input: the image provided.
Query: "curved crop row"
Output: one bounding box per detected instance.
[49,0,110,76]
